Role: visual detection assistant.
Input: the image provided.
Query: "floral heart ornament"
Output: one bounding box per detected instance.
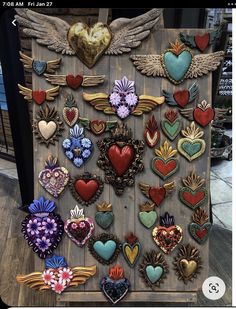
[177,122,206,161]
[100,265,130,304]
[152,212,183,254]
[122,233,141,267]
[21,196,64,259]
[151,140,179,180]
[62,124,93,168]
[139,250,168,288]
[64,205,95,247]
[16,255,96,294]
[38,155,69,198]
[138,202,157,229]
[88,233,121,265]
[179,170,208,209]
[189,208,212,244]
[161,109,182,141]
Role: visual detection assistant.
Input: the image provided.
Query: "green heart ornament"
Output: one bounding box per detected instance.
[161,119,182,141]
[146,265,163,283]
[95,212,114,229]
[189,222,212,244]
[139,211,157,229]
[178,138,206,161]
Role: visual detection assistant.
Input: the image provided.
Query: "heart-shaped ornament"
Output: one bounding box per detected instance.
[152,212,183,254]
[66,74,83,90]
[138,202,157,229]
[68,22,112,68]
[95,202,114,230]
[64,206,94,247]
[32,60,47,76]
[63,94,79,127]
[88,233,121,265]
[69,173,103,206]
[38,120,57,140]
[149,187,166,206]
[144,115,160,148]
[38,155,69,198]
[188,208,212,244]
[122,233,141,267]
[180,259,197,277]
[173,90,190,108]
[193,105,215,127]
[32,90,46,105]
[194,33,210,52]
[145,265,163,283]
[90,120,106,135]
[161,109,182,141]
[100,265,130,304]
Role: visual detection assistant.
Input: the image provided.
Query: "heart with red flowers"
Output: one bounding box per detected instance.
[152,157,179,180]
[173,90,189,108]
[107,144,135,176]
[179,187,208,209]
[69,173,104,206]
[66,74,83,90]
[32,90,46,105]
[193,106,215,127]
[194,33,210,52]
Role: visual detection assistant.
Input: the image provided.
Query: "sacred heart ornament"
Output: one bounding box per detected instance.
[21,197,64,259]
[79,118,118,136]
[179,170,208,209]
[122,233,141,268]
[62,124,93,167]
[138,202,157,229]
[180,100,227,127]
[100,265,130,304]
[69,173,104,206]
[95,202,114,230]
[68,22,112,68]
[177,122,206,161]
[139,250,168,289]
[173,244,202,284]
[144,115,160,148]
[189,208,212,244]
[161,109,182,141]
[33,105,64,147]
[152,212,183,254]
[83,76,165,120]
[139,181,175,208]
[151,141,179,180]
[64,205,94,247]
[19,51,61,75]
[38,155,69,198]
[16,255,96,294]
[88,233,121,265]
[62,94,79,127]
[97,123,144,195]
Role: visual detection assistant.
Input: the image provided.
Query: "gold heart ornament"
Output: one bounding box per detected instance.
[179,259,197,277]
[68,22,112,68]
[124,245,139,265]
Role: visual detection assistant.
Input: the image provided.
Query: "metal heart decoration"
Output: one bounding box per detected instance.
[161,109,182,141]
[100,265,130,304]
[188,208,212,244]
[68,22,112,68]
[122,233,141,267]
[151,141,179,180]
[62,94,79,127]
[88,233,121,265]
[138,202,157,229]
[152,212,183,254]
[79,118,118,136]
[32,60,47,75]
[95,202,114,230]
[62,124,93,168]
[21,197,64,259]
[38,155,69,198]
[179,259,197,278]
[64,205,94,247]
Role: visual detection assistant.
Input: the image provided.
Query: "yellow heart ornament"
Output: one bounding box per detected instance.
[122,233,141,267]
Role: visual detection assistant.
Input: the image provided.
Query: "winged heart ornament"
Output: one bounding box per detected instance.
[130,40,224,84]
[18,84,59,105]
[16,255,96,294]
[15,8,163,68]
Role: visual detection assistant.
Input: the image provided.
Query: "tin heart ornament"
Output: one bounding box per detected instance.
[62,94,79,127]
[95,202,114,230]
[79,118,118,136]
[122,233,141,268]
[16,255,96,294]
[21,196,64,259]
[100,265,130,304]
[38,155,69,198]
[152,212,183,254]
[64,205,95,247]
[138,202,157,229]
[189,208,212,244]
[161,109,182,141]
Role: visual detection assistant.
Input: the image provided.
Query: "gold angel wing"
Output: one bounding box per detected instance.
[46,58,61,73]
[139,182,151,198]
[132,95,165,115]
[186,51,225,78]
[44,74,67,86]
[82,75,105,87]
[163,181,175,194]
[19,51,33,69]
[83,93,115,115]
[18,84,32,100]
[15,9,75,55]
[106,9,163,55]
[16,272,49,291]
[130,55,166,77]
[69,265,96,287]
[45,86,60,101]
[179,108,194,121]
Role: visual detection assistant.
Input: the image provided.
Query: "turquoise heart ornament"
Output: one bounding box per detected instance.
[32,60,47,75]
[95,212,114,229]
[146,265,163,283]
[139,211,157,229]
[163,50,192,84]
[178,138,206,161]
[93,240,116,260]
[161,120,182,141]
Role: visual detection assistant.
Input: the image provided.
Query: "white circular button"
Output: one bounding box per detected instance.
[202,276,226,300]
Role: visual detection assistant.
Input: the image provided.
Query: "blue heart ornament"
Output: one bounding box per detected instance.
[32,60,47,75]
[93,240,116,261]
[145,265,163,283]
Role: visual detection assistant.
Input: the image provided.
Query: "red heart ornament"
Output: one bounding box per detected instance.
[182,191,205,207]
[193,107,215,127]
[75,179,99,202]
[154,159,177,177]
[194,33,210,52]
[66,74,83,90]
[107,145,134,176]
[66,109,76,123]
[32,90,46,105]
[173,90,190,108]
[149,187,166,207]
[196,228,207,239]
